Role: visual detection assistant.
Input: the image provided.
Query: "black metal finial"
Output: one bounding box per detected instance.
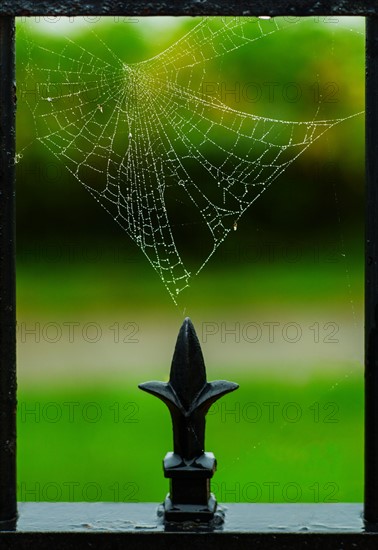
[139,318,239,522]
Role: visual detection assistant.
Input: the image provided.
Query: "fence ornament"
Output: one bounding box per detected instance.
[139,317,239,523]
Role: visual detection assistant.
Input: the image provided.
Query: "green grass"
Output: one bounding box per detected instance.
[16,250,364,503]
[18,372,363,503]
[16,248,363,316]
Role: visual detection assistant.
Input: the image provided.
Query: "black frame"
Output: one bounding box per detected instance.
[0,1,377,16]
[1,0,378,544]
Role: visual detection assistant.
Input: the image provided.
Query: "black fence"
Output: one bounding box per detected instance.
[1,0,378,543]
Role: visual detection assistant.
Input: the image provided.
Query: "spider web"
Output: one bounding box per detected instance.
[19,17,359,303]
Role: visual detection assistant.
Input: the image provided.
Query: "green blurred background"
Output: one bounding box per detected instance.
[15,16,364,503]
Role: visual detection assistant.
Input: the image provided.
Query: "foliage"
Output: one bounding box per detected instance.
[15,17,364,251]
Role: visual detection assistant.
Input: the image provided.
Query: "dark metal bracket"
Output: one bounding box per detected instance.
[139,318,238,523]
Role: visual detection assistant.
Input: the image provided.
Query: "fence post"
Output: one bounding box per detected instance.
[365,15,378,524]
[0,16,17,526]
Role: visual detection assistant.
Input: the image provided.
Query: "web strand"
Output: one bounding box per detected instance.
[19,17,362,303]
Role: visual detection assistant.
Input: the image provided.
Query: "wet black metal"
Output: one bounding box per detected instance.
[139,318,238,522]
[0,502,378,546]
[365,16,378,525]
[0,0,378,16]
[0,16,17,527]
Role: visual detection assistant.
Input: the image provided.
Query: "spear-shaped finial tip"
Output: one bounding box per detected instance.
[169,317,206,410]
